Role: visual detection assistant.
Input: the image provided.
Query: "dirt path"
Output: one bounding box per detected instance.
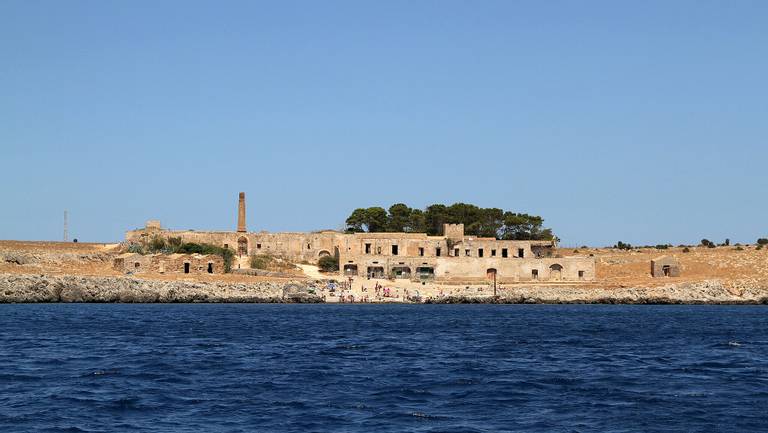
[297,264,326,280]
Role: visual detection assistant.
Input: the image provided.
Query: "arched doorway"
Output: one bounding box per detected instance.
[392,266,411,279]
[416,267,435,280]
[486,268,497,281]
[318,250,331,257]
[549,264,563,281]
[367,266,385,279]
[237,237,248,256]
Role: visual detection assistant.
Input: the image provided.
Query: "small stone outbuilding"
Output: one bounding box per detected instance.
[651,255,681,277]
[113,253,223,275]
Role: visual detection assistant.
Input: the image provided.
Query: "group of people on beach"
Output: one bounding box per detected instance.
[316,277,491,303]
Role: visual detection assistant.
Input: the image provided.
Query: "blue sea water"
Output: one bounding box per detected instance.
[1,304,767,432]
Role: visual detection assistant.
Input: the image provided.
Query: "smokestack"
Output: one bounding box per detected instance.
[237,192,246,232]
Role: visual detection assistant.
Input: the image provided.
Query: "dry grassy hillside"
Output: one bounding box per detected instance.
[573,245,768,288]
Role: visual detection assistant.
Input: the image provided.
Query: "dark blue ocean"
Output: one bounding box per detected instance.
[1,305,767,432]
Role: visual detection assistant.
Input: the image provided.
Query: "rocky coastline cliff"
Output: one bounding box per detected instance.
[0,273,323,303]
[2,273,767,304]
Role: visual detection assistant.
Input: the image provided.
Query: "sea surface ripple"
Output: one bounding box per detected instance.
[1,304,767,432]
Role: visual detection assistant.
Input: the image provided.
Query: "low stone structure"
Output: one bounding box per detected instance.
[125,193,596,283]
[113,253,223,275]
[651,255,681,277]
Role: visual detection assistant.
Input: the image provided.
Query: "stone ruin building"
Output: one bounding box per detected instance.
[651,255,681,278]
[125,193,596,283]
[113,252,224,275]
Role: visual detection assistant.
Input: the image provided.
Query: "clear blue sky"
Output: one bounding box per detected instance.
[1,1,766,246]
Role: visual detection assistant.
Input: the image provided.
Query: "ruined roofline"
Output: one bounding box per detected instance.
[129,226,556,244]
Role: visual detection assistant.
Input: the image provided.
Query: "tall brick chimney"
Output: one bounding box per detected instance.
[237,192,246,233]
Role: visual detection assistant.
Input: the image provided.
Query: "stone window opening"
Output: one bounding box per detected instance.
[518,248,525,258]
[256,243,262,249]
[184,263,190,274]
[134,262,140,268]
[207,263,213,274]
[465,249,470,257]
[491,249,496,257]
[578,270,585,280]
[436,247,441,257]
[377,246,382,254]
[344,264,358,276]
[502,248,508,258]
[365,243,371,254]
[454,248,459,257]
[663,265,671,277]
[418,247,424,256]
[532,269,539,280]
[392,245,399,255]
[478,248,484,258]
[307,243,311,249]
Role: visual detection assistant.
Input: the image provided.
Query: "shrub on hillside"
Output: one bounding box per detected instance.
[318,255,339,272]
[250,254,273,270]
[682,247,690,253]
[149,236,166,252]
[757,238,768,246]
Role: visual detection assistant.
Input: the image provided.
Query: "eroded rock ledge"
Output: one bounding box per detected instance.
[0,273,322,303]
[430,281,768,304]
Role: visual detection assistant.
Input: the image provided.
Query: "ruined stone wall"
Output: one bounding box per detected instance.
[651,256,681,277]
[125,222,593,282]
[149,254,224,275]
[345,233,447,258]
[126,226,341,263]
[435,256,595,283]
[113,253,224,275]
[443,223,465,240]
[337,251,594,283]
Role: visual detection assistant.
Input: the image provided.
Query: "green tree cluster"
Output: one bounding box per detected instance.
[344,203,553,240]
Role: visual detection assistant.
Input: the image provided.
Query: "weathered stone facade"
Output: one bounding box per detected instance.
[651,256,681,277]
[125,194,596,283]
[113,253,223,275]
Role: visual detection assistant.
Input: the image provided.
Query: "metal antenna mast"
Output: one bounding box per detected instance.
[63,210,68,242]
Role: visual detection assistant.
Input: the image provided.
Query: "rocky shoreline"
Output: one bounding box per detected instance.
[2,273,768,304]
[0,273,323,303]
